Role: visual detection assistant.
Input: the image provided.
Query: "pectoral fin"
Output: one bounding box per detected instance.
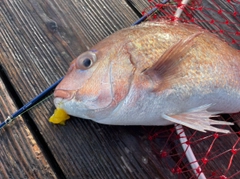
[144,32,202,91]
[161,104,233,133]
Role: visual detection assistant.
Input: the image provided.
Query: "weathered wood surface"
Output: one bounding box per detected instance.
[1,0,240,179]
[0,77,56,178]
[1,0,172,178]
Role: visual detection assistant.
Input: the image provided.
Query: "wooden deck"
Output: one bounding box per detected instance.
[0,0,240,179]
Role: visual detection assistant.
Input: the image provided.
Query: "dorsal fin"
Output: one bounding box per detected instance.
[144,32,202,91]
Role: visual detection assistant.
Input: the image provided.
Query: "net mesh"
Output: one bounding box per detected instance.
[141,0,240,178]
[144,0,240,49]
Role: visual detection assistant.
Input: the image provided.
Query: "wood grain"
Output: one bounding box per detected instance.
[0,76,56,179]
[1,0,172,178]
[1,0,240,178]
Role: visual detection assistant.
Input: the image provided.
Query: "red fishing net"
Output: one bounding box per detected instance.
[144,0,240,49]
[142,1,240,178]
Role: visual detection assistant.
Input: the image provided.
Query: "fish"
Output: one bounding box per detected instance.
[52,21,240,133]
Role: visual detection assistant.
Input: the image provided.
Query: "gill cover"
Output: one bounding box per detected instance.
[75,46,135,114]
[55,45,135,119]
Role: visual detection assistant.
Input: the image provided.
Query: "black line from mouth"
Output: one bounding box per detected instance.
[125,0,143,18]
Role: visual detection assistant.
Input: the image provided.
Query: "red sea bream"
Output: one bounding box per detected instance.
[53,21,240,133]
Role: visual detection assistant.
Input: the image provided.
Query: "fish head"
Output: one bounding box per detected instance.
[54,35,135,121]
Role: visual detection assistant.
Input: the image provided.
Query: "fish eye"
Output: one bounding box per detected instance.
[76,51,97,70]
[83,58,92,68]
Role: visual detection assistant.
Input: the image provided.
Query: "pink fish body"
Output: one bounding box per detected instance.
[54,21,240,133]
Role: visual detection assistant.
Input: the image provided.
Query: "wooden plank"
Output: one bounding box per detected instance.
[0,76,57,179]
[1,0,176,178]
[1,0,240,178]
[126,0,150,14]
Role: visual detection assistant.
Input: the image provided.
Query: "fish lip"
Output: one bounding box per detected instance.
[54,89,75,100]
